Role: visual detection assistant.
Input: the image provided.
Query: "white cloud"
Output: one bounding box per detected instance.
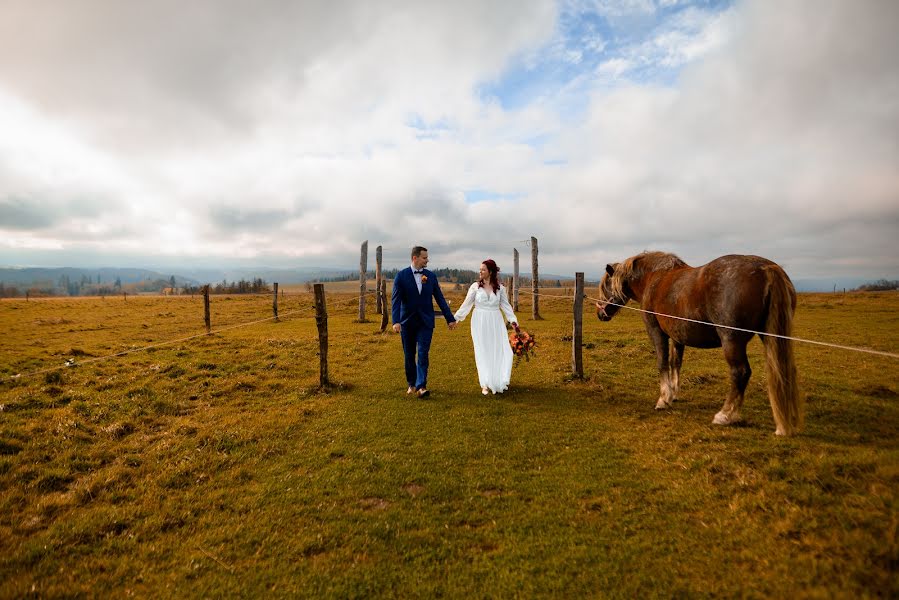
[597,58,635,79]
[0,0,896,282]
[651,9,731,67]
[587,0,657,18]
[552,0,899,276]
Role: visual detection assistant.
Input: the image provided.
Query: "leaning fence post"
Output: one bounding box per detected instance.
[376,245,383,314]
[513,248,520,312]
[273,282,279,321]
[203,285,211,334]
[572,272,584,378]
[359,240,368,322]
[380,279,389,332]
[314,283,330,387]
[272,281,278,321]
[531,236,542,320]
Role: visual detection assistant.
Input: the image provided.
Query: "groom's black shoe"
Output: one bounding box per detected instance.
[417,388,430,399]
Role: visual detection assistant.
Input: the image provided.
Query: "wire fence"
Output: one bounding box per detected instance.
[4,270,896,383]
[4,289,384,381]
[519,288,899,359]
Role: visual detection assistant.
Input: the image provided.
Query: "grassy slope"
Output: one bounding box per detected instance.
[0,290,897,597]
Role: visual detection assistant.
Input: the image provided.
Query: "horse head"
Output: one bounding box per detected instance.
[596,263,629,321]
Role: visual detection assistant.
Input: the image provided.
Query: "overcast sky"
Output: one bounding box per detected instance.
[1,0,897,279]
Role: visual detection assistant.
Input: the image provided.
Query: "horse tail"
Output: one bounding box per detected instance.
[762,265,803,435]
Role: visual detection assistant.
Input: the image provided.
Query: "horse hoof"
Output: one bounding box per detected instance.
[655,399,672,410]
[713,411,731,425]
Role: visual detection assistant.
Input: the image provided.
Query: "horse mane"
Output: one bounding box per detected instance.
[612,251,688,298]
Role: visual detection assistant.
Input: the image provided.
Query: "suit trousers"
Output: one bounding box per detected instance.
[400,314,434,389]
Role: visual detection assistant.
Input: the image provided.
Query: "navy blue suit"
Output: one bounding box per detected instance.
[392,267,455,390]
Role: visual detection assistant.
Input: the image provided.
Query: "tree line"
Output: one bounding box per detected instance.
[853,279,899,292]
[0,274,128,298]
[0,274,276,298]
[314,267,479,284]
[181,278,271,295]
[313,268,581,289]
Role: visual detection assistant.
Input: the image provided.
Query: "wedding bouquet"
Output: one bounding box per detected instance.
[509,324,537,365]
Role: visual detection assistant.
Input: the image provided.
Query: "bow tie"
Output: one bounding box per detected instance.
[413,270,423,274]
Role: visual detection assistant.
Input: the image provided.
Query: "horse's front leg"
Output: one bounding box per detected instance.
[713,338,751,426]
[669,342,685,402]
[645,322,674,410]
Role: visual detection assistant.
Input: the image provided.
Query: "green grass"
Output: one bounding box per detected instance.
[0,290,897,597]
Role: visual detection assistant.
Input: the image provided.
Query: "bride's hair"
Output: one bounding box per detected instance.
[479,259,501,292]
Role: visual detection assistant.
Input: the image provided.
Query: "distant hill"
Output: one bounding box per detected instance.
[1,267,889,295]
[167,267,356,285]
[792,278,874,292]
[0,267,198,287]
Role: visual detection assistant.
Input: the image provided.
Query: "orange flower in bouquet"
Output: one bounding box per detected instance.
[509,324,537,365]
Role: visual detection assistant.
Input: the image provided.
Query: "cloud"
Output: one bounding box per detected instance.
[544,0,899,275]
[208,206,296,233]
[0,197,56,230]
[0,0,896,281]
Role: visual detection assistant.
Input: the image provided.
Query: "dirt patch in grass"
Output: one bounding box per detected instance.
[855,384,897,399]
[103,422,135,439]
[358,497,389,511]
[402,483,425,497]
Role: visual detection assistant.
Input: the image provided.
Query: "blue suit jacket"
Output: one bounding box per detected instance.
[392,267,455,329]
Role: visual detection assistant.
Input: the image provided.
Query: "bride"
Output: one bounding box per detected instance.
[453,259,519,395]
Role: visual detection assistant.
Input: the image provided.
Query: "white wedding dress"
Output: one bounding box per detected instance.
[453,283,518,394]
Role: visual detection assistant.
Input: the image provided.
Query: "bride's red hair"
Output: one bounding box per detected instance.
[479,259,501,292]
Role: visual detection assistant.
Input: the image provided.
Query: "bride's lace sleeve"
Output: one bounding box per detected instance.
[453,283,478,321]
[499,285,518,325]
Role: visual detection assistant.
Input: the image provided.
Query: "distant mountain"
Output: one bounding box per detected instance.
[0,266,363,288]
[167,267,356,285]
[792,278,873,292]
[0,267,198,287]
[0,266,887,294]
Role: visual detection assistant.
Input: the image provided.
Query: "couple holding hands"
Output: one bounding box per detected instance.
[391,245,519,398]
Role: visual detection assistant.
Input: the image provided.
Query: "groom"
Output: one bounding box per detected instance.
[392,246,457,398]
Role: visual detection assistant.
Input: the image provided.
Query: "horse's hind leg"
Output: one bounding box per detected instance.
[669,342,685,401]
[713,338,751,426]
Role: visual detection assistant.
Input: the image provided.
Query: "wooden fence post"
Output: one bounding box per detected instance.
[572,272,584,378]
[380,279,389,332]
[513,248,520,312]
[359,240,368,322]
[376,245,383,314]
[531,236,542,320]
[273,282,279,321]
[26,291,29,302]
[203,285,211,334]
[314,283,330,387]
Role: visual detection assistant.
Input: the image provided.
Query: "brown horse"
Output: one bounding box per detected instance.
[596,252,803,435]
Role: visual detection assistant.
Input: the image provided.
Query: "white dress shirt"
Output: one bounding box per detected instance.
[411,263,423,293]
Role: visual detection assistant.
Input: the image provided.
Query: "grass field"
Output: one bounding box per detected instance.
[1,286,897,597]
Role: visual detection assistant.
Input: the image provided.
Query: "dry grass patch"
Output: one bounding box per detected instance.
[0,291,897,597]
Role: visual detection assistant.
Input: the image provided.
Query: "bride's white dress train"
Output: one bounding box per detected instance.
[453,283,518,394]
